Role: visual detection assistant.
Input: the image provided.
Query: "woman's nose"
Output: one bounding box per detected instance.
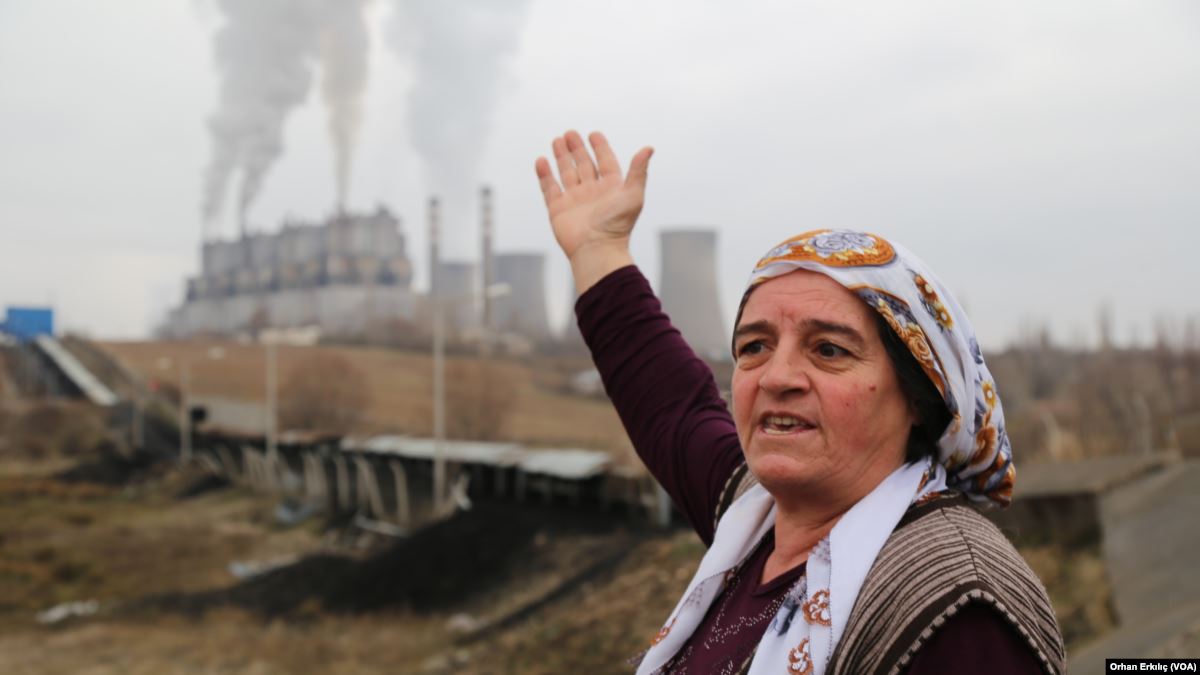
[757,346,812,396]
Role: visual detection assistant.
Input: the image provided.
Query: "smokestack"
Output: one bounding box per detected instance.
[480,185,494,334]
[428,197,440,300]
[659,229,727,359]
[493,252,550,342]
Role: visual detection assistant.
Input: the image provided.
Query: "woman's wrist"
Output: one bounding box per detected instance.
[568,240,635,296]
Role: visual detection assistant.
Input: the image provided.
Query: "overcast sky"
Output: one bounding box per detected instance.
[2,0,1198,349]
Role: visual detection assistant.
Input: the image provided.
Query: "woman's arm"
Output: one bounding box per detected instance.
[575,265,744,544]
[536,131,743,544]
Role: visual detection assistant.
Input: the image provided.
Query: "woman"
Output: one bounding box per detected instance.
[534,130,1065,675]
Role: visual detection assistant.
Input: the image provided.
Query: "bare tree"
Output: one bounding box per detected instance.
[278,352,370,435]
[445,359,518,441]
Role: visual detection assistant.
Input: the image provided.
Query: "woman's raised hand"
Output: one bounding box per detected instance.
[535,130,652,293]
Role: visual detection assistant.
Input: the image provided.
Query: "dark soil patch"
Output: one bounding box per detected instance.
[174,473,230,499]
[136,500,633,618]
[55,446,167,486]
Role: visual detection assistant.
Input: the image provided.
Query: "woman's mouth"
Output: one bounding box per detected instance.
[759,414,816,435]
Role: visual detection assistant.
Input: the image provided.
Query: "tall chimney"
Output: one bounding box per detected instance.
[428,197,440,299]
[480,185,494,334]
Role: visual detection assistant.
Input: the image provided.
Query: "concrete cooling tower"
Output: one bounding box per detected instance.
[659,229,727,359]
[437,260,478,334]
[492,252,551,341]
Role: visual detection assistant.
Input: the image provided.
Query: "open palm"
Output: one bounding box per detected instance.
[535,130,653,262]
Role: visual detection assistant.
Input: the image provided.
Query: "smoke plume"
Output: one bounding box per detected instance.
[318,0,371,211]
[389,0,531,253]
[201,0,371,238]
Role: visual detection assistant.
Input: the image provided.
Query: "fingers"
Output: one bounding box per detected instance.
[625,146,654,191]
[565,130,598,183]
[547,129,639,193]
[534,156,562,207]
[589,131,621,178]
[552,136,580,187]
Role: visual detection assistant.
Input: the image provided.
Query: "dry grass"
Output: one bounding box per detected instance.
[0,445,676,673]
[0,400,108,461]
[0,610,448,675]
[1022,543,1118,646]
[0,463,326,624]
[0,440,454,673]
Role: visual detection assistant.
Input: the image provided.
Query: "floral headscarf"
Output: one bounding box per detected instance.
[743,228,1014,507]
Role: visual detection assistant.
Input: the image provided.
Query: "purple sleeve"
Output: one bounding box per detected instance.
[903,603,1045,675]
[575,265,744,545]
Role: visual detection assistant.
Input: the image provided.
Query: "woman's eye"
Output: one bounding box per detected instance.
[737,340,765,358]
[816,342,849,359]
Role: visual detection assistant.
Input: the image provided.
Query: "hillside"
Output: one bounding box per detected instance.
[99,340,641,466]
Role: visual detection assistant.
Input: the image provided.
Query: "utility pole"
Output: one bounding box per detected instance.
[429,197,446,514]
[265,339,278,463]
[180,360,191,462]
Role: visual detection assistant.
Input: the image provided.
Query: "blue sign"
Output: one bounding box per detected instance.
[2,307,55,342]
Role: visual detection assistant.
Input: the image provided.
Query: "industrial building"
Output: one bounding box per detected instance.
[164,207,420,339]
[163,198,558,349]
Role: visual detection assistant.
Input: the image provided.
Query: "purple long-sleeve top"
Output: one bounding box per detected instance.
[575,265,1043,674]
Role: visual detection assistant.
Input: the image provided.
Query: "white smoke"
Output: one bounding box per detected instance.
[389,0,531,253]
[318,0,371,211]
[201,0,372,238]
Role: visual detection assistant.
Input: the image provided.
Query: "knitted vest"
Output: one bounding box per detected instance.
[715,467,1066,675]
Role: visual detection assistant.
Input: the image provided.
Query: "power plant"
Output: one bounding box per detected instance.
[164,197,727,358]
[659,228,728,360]
[165,207,418,339]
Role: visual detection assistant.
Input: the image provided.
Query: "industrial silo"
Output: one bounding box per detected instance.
[437,260,479,335]
[659,228,727,359]
[491,252,551,342]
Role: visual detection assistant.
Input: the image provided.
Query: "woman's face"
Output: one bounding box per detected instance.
[731,269,915,506]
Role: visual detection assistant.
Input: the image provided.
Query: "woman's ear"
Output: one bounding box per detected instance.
[907,400,922,428]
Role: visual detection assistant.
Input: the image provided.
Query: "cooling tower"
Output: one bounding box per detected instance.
[659,228,727,359]
[492,252,550,341]
[437,260,479,334]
